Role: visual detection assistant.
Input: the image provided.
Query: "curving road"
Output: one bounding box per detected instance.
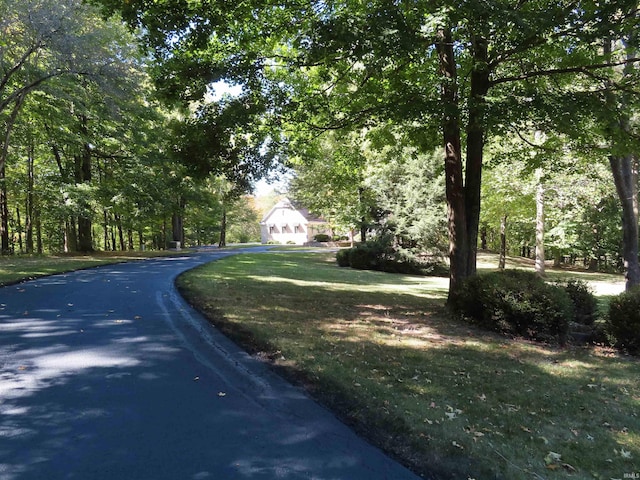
[0,248,424,480]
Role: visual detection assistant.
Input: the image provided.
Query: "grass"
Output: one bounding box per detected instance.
[177,251,639,480]
[0,250,186,286]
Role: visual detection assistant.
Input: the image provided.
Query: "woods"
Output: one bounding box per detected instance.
[2,0,639,296]
[0,0,266,253]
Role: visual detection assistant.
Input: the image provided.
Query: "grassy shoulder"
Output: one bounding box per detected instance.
[0,250,187,286]
[177,251,639,480]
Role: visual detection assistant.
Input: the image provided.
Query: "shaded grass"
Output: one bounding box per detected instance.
[0,250,186,286]
[178,252,639,480]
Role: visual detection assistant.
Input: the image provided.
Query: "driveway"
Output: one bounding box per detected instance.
[0,248,424,480]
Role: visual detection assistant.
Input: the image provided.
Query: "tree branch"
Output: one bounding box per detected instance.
[491,57,640,86]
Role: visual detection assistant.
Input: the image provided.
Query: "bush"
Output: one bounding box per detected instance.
[453,270,573,344]
[334,236,447,276]
[561,279,598,325]
[314,233,331,242]
[348,242,384,270]
[336,249,351,267]
[607,286,640,355]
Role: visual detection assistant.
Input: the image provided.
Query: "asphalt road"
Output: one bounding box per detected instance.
[0,248,424,480]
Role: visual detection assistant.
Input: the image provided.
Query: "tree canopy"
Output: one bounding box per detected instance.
[92,0,640,293]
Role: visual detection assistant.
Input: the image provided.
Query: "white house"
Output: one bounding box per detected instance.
[260,198,331,245]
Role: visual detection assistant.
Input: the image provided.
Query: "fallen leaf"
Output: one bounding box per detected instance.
[544,451,562,466]
[620,448,632,459]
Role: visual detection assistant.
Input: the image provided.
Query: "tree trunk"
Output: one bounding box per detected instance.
[218,203,227,247]
[499,214,507,270]
[65,218,78,253]
[103,210,110,250]
[0,162,10,254]
[35,208,42,254]
[75,117,93,252]
[535,178,546,277]
[480,224,487,250]
[604,38,640,289]
[0,93,25,254]
[553,250,562,267]
[610,154,640,289]
[16,206,23,253]
[171,197,186,247]
[437,27,467,300]
[116,214,125,251]
[464,34,490,278]
[25,140,34,253]
[358,187,367,243]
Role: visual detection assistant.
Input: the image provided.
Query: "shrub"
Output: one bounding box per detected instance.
[348,242,383,270]
[561,279,599,325]
[336,249,351,267]
[314,233,331,242]
[607,286,640,355]
[335,236,447,276]
[453,270,573,344]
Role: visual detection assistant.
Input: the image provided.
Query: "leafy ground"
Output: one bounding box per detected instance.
[177,250,639,480]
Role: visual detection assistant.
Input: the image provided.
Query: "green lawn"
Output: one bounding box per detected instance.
[0,250,185,286]
[177,251,639,480]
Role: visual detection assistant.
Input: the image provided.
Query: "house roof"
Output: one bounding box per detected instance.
[260,197,327,224]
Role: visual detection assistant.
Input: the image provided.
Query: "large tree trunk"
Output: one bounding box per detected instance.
[65,218,78,252]
[75,148,94,252]
[438,29,491,301]
[437,27,467,299]
[604,38,640,289]
[75,117,94,253]
[464,35,490,278]
[610,154,640,289]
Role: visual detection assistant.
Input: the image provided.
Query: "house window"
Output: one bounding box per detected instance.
[294,225,300,233]
[269,225,276,234]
